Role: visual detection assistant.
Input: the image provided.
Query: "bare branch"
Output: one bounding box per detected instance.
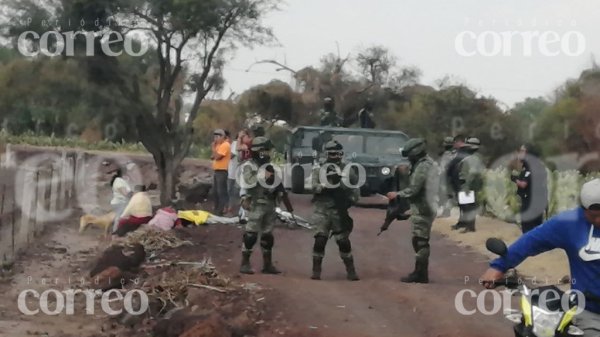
[246,59,297,75]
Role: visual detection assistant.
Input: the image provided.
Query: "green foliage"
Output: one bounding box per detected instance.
[0,130,147,152]
[483,167,519,222]
[378,85,523,163]
[0,57,138,142]
[482,166,600,225]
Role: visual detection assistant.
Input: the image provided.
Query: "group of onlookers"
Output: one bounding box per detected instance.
[211,125,263,216]
[105,125,265,238]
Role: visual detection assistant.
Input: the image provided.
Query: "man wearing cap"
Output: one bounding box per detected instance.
[438,136,456,218]
[456,137,484,233]
[211,129,231,216]
[481,179,600,335]
[386,138,439,283]
[320,97,343,127]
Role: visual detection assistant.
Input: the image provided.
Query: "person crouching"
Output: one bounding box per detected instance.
[113,185,153,237]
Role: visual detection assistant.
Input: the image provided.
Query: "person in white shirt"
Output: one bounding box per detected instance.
[227,132,241,215]
[110,167,132,232]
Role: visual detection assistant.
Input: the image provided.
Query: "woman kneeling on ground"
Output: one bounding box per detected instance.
[113,185,153,237]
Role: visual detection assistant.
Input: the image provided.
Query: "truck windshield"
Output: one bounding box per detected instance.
[292,130,319,147]
[330,134,363,154]
[366,135,406,156]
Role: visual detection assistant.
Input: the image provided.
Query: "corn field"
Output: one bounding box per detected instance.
[482,168,600,223]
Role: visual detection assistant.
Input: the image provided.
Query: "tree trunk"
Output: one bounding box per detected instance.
[155,152,181,207]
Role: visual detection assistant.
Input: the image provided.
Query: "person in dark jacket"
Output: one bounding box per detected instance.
[446,135,469,230]
[481,179,600,336]
[358,100,376,128]
[511,143,548,233]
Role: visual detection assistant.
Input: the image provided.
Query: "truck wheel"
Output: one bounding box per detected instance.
[291,165,305,194]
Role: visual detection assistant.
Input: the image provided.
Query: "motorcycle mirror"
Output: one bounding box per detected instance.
[486,238,508,256]
[569,292,579,308]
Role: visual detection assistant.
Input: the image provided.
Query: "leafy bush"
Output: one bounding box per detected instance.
[483,167,600,224]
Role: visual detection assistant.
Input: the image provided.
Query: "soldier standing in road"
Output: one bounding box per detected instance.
[319,97,343,127]
[446,135,470,230]
[456,137,485,233]
[310,140,360,281]
[238,137,282,275]
[385,138,439,283]
[438,136,455,218]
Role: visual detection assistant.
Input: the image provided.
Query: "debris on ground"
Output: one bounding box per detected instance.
[134,258,233,316]
[125,228,193,257]
[89,243,146,277]
[87,228,272,337]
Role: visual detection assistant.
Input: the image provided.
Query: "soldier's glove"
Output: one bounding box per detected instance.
[240,195,251,210]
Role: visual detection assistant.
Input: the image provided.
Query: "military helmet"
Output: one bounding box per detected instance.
[324,140,344,157]
[402,138,426,157]
[250,136,272,152]
[466,137,481,150]
[324,140,343,151]
[443,136,454,147]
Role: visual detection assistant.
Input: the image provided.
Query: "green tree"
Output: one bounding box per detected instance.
[3,0,281,205]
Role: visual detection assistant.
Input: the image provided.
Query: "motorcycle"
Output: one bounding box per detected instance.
[485,238,585,337]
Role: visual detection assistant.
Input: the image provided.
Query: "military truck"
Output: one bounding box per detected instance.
[284,126,410,196]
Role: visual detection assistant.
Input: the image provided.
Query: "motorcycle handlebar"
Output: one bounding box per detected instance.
[482,278,521,289]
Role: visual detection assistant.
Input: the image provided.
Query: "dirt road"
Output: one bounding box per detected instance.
[0,195,515,337]
[197,195,513,337]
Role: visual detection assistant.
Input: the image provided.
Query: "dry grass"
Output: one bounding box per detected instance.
[433,209,570,286]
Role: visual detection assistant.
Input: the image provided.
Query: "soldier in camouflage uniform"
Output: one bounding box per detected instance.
[438,137,456,217]
[457,137,485,233]
[319,97,343,127]
[386,138,439,283]
[310,140,360,281]
[238,137,283,275]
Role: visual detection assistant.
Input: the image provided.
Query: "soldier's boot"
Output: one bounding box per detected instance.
[261,251,281,274]
[415,261,429,283]
[239,251,254,274]
[460,220,476,233]
[311,256,323,280]
[400,262,418,283]
[401,261,428,283]
[342,257,359,281]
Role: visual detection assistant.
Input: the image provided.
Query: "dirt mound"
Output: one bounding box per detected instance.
[89,243,146,277]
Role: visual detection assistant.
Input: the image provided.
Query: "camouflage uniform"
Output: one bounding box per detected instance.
[310,140,360,281]
[239,137,282,275]
[393,138,439,283]
[438,137,456,217]
[319,97,343,127]
[457,138,485,233]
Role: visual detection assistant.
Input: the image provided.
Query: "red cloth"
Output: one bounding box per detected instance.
[239,138,252,161]
[115,215,152,237]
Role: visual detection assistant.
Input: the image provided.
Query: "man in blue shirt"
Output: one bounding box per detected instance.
[481,178,600,335]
